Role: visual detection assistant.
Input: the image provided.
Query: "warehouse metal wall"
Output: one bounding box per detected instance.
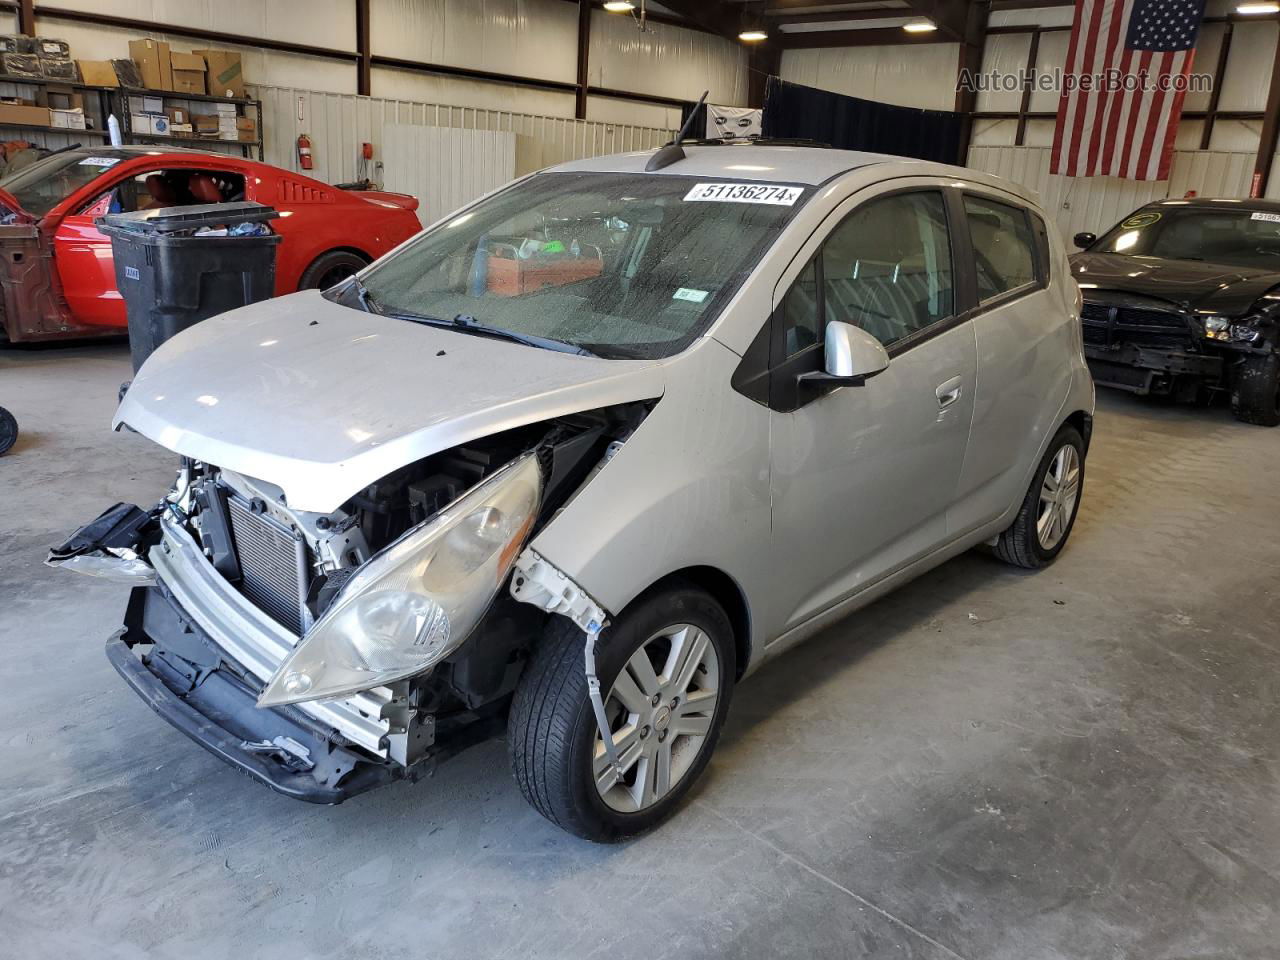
[780,43,963,113]
[969,146,1261,239]
[251,84,671,219]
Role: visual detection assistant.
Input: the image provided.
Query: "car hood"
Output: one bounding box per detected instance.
[115,291,666,513]
[1071,253,1280,317]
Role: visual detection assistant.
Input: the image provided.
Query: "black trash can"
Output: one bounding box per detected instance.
[99,202,283,371]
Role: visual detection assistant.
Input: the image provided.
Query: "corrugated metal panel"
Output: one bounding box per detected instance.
[590,11,747,106]
[974,33,1031,114]
[250,84,670,208]
[969,145,1258,239]
[780,45,962,112]
[382,124,515,223]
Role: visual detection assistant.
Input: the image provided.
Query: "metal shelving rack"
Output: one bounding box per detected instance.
[0,73,114,142]
[109,88,264,160]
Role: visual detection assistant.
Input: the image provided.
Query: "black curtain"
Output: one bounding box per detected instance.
[762,77,964,165]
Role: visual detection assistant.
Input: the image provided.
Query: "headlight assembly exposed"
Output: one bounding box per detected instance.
[1204,316,1263,343]
[257,453,542,707]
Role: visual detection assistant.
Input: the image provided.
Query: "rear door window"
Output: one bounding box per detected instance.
[964,195,1038,303]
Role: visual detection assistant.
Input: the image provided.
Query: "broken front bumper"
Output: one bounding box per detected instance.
[1084,343,1226,395]
[111,584,403,803]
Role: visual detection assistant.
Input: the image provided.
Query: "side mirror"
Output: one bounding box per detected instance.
[798,321,890,390]
[1073,232,1097,250]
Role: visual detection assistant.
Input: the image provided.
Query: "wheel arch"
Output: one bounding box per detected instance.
[296,246,374,290]
[632,565,753,680]
[1064,409,1093,453]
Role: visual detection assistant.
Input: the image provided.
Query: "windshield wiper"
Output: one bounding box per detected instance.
[386,310,597,357]
[349,275,382,314]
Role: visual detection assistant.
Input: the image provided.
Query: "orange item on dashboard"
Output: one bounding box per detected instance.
[486,244,603,297]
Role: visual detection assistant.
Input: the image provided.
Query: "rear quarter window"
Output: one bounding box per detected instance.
[964,195,1040,304]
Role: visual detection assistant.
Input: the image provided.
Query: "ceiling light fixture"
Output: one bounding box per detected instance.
[602,1,635,12]
[739,29,768,42]
[1238,2,1280,12]
[903,19,938,33]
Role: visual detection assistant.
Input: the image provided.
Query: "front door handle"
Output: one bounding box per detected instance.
[936,377,963,408]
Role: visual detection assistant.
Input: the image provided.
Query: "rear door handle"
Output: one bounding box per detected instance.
[936,377,963,408]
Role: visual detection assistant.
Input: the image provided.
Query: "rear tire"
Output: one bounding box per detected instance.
[993,424,1085,570]
[298,250,368,291]
[1231,354,1280,427]
[0,406,16,455]
[509,582,735,842]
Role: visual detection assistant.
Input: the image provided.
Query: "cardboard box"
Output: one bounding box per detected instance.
[170,51,206,95]
[238,128,256,142]
[193,115,220,133]
[77,60,119,87]
[164,106,189,125]
[50,108,86,130]
[130,112,154,134]
[129,38,172,91]
[169,122,192,135]
[36,83,83,110]
[128,95,164,114]
[193,49,243,98]
[234,116,255,131]
[0,102,52,127]
[213,102,237,117]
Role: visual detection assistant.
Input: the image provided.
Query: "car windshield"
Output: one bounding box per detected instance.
[0,148,133,217]
[1093,206,1280,271]
[351,171,807,359]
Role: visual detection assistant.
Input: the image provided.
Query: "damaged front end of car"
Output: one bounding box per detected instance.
[50,403,651,803]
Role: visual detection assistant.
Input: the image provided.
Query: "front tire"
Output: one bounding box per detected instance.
[993,424,1085,570]
[509,583,735,842]
[1231,354,1280,427]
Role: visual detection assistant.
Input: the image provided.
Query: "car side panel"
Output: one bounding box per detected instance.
[951,214,1089,534]
[528,339,775,659]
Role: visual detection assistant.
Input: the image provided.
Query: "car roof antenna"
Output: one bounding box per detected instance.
[646,90,709,172]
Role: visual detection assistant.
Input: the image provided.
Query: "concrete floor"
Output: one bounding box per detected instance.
[2,342,1278,960]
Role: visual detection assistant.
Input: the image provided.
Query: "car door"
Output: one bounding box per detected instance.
[53,164,244,327]
[765,182,978,635]
[949,191,1069,533]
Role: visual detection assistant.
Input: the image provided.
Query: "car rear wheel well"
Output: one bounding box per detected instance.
[1065,410,1093,454]
[298,247,372,290]
[637,566,752,680]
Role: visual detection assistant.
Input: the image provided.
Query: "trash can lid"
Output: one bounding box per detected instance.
[99,201,280,235]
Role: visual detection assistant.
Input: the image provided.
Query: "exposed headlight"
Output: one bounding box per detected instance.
[1204,316,1262,343]
[257,453,542,707]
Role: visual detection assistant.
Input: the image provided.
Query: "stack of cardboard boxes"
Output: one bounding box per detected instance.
[120,39,252,142]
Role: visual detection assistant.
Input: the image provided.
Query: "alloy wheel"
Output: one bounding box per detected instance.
[594,624,720,813]
[1037,444,1081,551]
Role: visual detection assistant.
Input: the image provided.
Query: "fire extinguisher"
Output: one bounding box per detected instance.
[297,133,313,170]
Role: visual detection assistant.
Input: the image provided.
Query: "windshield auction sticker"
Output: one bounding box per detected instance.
[1251,211,1280,224]
[1121,212,1161,229]
[79,157,121,167]
[684,183,803,206]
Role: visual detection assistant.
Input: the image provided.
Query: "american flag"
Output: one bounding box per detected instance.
[1051,0,1207,182]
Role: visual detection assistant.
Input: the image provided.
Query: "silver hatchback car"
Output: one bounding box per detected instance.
[60,143,1093,841]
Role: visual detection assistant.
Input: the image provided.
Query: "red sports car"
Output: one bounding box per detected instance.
[0,145,422,343]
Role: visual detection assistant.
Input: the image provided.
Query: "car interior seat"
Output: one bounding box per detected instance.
[141,174,177,209]
[187,173,223,204]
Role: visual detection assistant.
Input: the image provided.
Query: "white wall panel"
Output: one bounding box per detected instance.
[381,124,515,223]
[372,0,577,85]
[36,0,355,52]
[975,33,1031,114]
[251,84,669,212]
[1219,22,1277,113]
[780,44,962,112]
[371,67,575,117]
[585,95,682,130]
[1027,31,1071,114]
[969,145,1258,240]
[589,13,747,106]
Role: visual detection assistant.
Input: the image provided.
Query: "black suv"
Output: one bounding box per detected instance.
[1071,199,1280,426]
